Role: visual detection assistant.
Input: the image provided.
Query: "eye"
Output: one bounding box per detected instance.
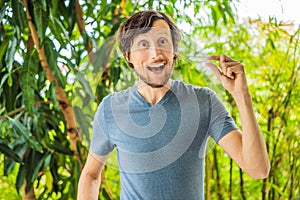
[139,40,149,48]
[158,38,168,45]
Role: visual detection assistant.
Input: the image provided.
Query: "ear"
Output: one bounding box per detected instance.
[125,52,130,62]
[173,53,178,62]
[125,52,134,68]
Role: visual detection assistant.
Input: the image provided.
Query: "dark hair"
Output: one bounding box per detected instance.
[118,10,181,66]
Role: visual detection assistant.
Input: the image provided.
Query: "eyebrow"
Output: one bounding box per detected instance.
[138,31,170,39]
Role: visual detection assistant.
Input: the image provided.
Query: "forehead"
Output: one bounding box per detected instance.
[152,19,170,29]
[133,20,172,40]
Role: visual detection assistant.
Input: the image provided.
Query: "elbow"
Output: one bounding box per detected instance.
[247,162,271,179]
[249,168,270,179]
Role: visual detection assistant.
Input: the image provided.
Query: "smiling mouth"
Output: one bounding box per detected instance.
[147,64,165,72]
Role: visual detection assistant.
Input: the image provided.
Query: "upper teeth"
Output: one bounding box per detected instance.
[149,64,164,68]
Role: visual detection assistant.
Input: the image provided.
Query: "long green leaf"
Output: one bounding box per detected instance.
[93,37,116,74]
[48,16,67,45]
[77,72,95,100]
[5,35,17,74]
[0,39,9,64]
[20,49,37,115]
[4,157,16,176]
[43,38,66,88]
[49,81,59,110]
[8,117,44,153]
[0,139,23,163]
[110,65,121,86]
[33,2,49,43]
[16,163,26,191]
[73,106,90,143]
[12,0,25,32]
[51,0,58,15]
[48,140,73,155]
[0,2,8,24]
[30,151,45,183]
[67,0,76,37]
[33,5,44,42]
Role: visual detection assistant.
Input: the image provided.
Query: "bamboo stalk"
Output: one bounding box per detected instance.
[229,158,233,200]
[239,168,246,200]
[213,149,223,199]
[205,156,211,200]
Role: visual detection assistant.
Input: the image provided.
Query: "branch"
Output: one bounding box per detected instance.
[75,0,94,64]
[0,107,26,120]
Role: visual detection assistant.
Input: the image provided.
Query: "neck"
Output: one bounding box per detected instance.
[137,79,172,105]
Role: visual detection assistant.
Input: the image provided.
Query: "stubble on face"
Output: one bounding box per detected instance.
[134,59,174,88]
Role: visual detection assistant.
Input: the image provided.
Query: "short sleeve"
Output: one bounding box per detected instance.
[90,100,115,155]
[207,89,238,142]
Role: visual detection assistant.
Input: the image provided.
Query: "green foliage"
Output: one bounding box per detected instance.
[0,0,299,199]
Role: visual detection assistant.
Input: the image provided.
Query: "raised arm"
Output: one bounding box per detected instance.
[78,151,110,200]
[207,55,270,179]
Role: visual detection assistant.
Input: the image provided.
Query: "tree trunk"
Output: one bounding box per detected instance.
[22,181,36,200]
[23,0,83,168]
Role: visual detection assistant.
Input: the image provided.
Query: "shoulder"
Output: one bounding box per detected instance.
[99,86,134,106]
[95,86,135,116]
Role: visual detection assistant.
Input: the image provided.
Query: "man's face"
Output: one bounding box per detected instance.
[128,19,174,88]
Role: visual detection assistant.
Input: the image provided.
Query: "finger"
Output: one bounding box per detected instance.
[222,54,235,62]
[220,55,227,76]
[226,66,236,79]
[205,62,222,81]
[223,61,239,67]
[208,55,220,61]
[226,64,244,79]
[208,55,235,62]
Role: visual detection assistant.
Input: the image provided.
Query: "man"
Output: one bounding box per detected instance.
[78,10,270,199]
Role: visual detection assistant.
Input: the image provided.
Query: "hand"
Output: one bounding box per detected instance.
[206,54,249,96]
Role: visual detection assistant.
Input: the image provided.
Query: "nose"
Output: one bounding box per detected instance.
[149,46,162,59]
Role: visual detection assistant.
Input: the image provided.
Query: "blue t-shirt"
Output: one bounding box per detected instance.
[91,80,237,200]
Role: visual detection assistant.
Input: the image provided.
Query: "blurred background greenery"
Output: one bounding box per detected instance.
[0,0,299,199]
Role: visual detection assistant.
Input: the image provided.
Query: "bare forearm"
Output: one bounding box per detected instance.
[233,92,270,178]
[77,172,101,200]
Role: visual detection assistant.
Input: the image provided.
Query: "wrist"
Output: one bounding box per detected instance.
[232,91,252,105]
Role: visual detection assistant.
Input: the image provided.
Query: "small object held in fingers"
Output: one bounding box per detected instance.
[189,56,209,63]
